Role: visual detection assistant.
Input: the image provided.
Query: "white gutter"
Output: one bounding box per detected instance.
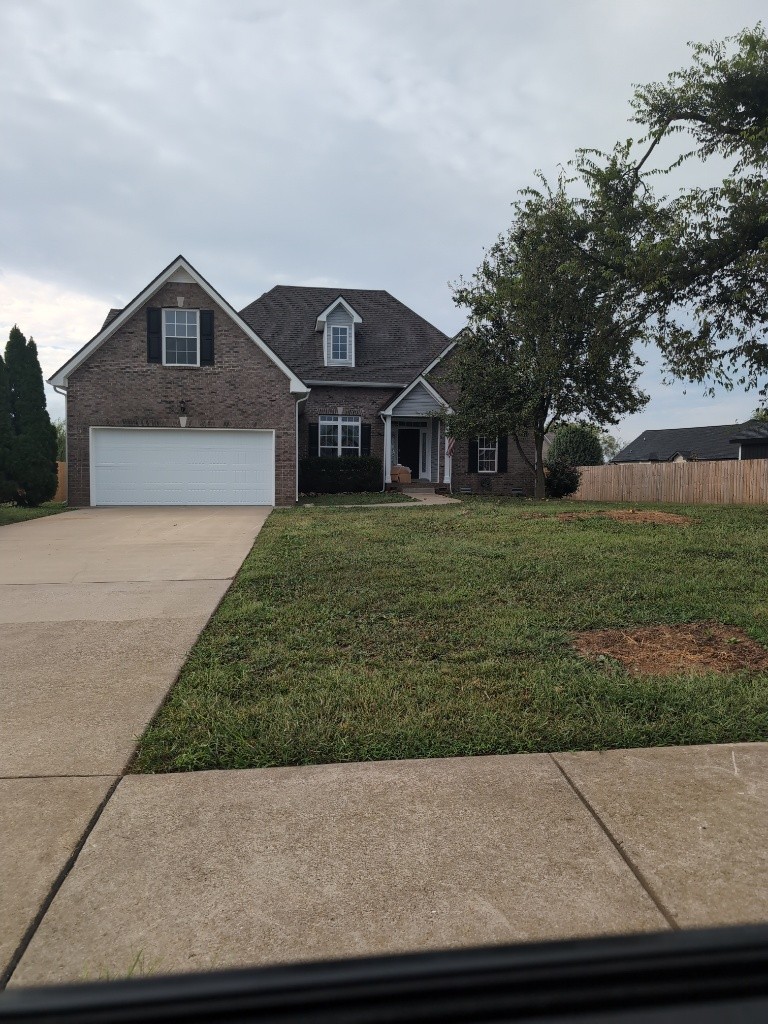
[295,391,310,502]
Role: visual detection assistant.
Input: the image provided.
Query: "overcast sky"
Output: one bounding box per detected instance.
[1,0,764,443]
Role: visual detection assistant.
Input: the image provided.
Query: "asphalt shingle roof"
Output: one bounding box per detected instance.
[613,421,763,462]
[101,308,123,330]
[238,286,451,384]
[728,423,768,444]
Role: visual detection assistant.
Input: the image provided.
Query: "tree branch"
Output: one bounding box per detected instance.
[512,432,536,473]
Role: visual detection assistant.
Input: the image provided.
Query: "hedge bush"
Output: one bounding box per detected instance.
[548,424,604,466]
[299,456,382,494]
[545,461,581,498]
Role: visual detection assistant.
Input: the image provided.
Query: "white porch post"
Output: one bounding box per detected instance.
[383,414,392,483]
[444,433,452,485]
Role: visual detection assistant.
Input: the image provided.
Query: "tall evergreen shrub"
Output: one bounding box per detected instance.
[5,326,57,506]
[0,354,19,502]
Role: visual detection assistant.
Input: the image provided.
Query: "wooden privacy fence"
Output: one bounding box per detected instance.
[53,461,67,503]
[573,460,768,506]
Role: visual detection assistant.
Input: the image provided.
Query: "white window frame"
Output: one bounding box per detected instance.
[318,415,361,457]
[329,324,350,363]
[162,308,200,367]
[477,436,498,473]
[324,320,355,367]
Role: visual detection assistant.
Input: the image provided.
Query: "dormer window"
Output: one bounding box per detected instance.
[330,325,350,362]
[315,296,361,368]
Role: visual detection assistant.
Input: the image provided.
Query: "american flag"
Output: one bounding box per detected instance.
[446,436,455,458]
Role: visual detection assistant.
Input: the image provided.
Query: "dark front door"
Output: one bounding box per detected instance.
[397,428,420,476]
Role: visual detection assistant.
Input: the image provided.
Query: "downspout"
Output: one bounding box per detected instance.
[295,392,310,502]
[53,384,68,461]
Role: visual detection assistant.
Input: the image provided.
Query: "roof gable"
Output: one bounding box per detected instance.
[49,256,308,394]
[314,296,362,331]
[381,375,452,416]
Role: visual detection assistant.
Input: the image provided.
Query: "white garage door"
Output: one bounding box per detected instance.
[91,428,275,506]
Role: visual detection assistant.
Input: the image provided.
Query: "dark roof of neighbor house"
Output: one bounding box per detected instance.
[728,422,768,444]
[239,286,451,384]
[613,421,764,462]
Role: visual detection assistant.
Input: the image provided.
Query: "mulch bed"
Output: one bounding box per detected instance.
[573,622,768,677]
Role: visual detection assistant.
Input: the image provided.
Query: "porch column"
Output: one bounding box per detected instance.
[444,433,452,485]
[383,414,392,483]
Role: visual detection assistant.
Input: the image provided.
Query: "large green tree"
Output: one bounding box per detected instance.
[450,181,649,498]
[578,25,768,394]
[5,326,57,506]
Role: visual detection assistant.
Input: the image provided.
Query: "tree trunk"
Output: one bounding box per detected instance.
[534,430,546,499]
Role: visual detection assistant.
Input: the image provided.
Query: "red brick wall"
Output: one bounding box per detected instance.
[450,436,536,496]
[299,386,401,465]
[66,281,298,506]
[428,347,536,496]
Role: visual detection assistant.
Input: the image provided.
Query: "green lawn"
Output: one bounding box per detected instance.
[133,498,768,773]
[298,491,415,505]
[0,502,68,527]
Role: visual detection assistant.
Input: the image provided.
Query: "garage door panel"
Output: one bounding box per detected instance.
[91,429,275,506]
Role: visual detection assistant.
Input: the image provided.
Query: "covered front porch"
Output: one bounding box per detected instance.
[381,378,453,486]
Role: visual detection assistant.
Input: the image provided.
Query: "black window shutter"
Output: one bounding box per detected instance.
[468,439,478,473]
[309,423,319,455]
[147,308,162,363]
[199,310,214,365]
[497,434,508,473]
[361,424,371,457]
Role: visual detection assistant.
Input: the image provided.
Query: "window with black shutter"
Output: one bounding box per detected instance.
[199,310,214,365]
[467,438,478,473]
[497,434,508,473]
[147,308,162,363]
[361,424,372,457]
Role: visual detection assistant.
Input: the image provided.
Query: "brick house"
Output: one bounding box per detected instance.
[49,255,534,506]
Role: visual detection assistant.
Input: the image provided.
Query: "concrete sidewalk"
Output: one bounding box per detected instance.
[402,488,460,505]
[7,742,768,986]
[0,507,270,983]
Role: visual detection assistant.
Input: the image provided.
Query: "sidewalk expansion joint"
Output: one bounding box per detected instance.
[0,776,122,990]
[549,753,680,932]
[0,773,119,780]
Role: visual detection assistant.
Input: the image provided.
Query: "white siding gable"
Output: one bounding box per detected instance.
[392,382,441,416]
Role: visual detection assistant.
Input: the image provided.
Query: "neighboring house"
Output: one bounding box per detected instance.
[728,423,768,460]
[612,422,767,464]
[49,255,534,507]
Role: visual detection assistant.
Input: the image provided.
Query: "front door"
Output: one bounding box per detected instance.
[397,428,420,477]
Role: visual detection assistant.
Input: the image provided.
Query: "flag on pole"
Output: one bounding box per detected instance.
[446,436,455,458]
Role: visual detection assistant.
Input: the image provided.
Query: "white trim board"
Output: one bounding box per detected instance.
[421,339,457,377]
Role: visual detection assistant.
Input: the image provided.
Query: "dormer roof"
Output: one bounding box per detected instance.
[314,296,362,332]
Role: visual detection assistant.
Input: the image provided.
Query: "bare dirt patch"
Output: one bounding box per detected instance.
[557,509,694,526]
[573,622,768,677]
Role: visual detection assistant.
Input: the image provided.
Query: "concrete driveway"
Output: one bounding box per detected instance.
[0,506,269,981]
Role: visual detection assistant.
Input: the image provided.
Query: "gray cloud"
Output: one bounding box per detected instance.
[1,0,764,433]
